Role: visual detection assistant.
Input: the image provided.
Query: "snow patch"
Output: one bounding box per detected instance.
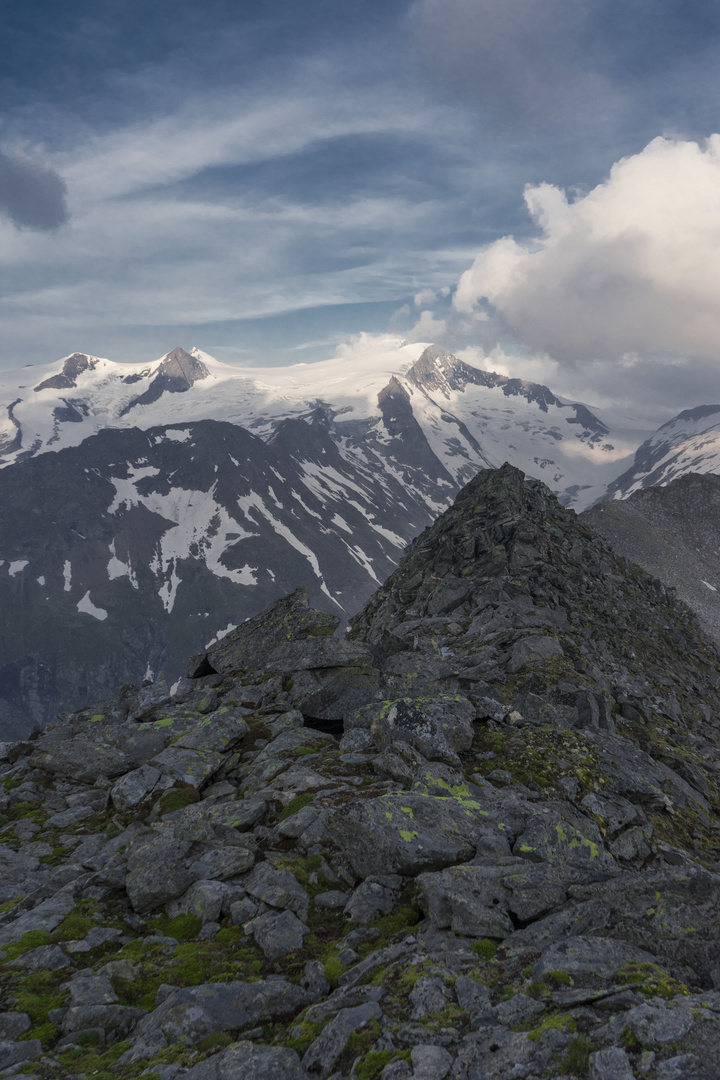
[107,540,139,589]
[8,560,29,577]
[77,591,108,621]
[63,561,72,591]
[206,622,238,648]
[702,580,718,592]
[163,429,192,442]
[36,575,45,586]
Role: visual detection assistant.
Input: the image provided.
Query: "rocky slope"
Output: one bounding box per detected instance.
[583,473,720,648]
[0,466,719,1080]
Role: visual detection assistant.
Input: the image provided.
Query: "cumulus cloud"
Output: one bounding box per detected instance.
[454,136,720,366]
[0,151,68,231]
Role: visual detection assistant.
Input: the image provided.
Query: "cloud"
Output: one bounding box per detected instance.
[0,151,68,231]
[454,136,720,366]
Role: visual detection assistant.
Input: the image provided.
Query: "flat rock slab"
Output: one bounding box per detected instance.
[130,978,315,1046]
[532,935,657,988]
[327,792,500,878]
[302,1001,382,1080]
[149,747,224,789]
[370,695,475,766]
[0,891,76,947]
[182,1040,310,1080]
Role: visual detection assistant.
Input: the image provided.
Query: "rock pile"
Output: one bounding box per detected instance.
[1,464,720,1079]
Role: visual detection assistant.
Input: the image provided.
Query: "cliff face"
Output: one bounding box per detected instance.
[1,465,720,1079]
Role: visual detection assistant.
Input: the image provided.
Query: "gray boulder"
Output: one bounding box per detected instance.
[125,837,194,913]
[532,935,657,988]
[370,696,474,766]
[249,909,309,958]
[183,1040,309,1079]
[302,1001,382,1079]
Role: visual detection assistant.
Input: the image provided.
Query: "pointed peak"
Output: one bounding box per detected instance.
[157,347,210,385]
[33,353,100,393]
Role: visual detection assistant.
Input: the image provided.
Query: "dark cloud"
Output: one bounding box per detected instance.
[0,151,68,231]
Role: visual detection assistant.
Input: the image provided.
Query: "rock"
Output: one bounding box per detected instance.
[125,837,195,913]
[532,935,658,988]
[410,1044,453,1080]
[188,846,255,880]
[129,978,315,1047]
[508,635,564,673]
[327,792,493,878]
[314,890,350,911]
[343,880,395,924]
[10,944,75,971]
[454,976,493,1028]
[302,1000,382,1079]
[110,765,173,811]
[370,696,474,766]
[207,588,339,675]
[0,844,40,885]
[65,927,123,953]
[512,811,615,871]
[494,992,545,1026]
[241,862,310,921]
[149,746,224,790]
[45,805,96,828]
[182,1040,310,1079]
[588,1046,635,1080]
[62,1004,145,1037]
[0,1013,30,1040]
[69,975,118,1005]
[166,880,228,924]
[249,909,309,958]
[409,976,449,1020]
[276,804,320,839]
[625,1001,695,1044]
[0,890,76,947]
[0,1040,42,1069]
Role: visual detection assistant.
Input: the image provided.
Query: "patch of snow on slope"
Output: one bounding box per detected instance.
[77,591,108,620]
[107,540,138,589]
[8,560,29,576]
[63,561,72,591]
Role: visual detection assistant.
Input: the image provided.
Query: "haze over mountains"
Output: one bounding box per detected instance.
[1,339,719,737]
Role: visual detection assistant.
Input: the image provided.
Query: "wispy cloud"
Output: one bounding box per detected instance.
[0,150,68,231]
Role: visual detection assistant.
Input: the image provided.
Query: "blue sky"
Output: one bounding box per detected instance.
[3,0,720,411]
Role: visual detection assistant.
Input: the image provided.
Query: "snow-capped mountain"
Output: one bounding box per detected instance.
[1,341,641,509]
[605,404,720,499]
[0,339,649,735]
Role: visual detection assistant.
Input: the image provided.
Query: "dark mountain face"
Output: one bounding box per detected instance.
[0,417,441,738]
[3,466,720,1078]
[583,473,720,648]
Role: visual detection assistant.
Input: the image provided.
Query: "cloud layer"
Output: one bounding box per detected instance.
[0,152,68,231]
[455,136,720,366]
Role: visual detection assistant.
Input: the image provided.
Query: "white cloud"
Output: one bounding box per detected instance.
[455,136,720,365]
[406,309,447,342]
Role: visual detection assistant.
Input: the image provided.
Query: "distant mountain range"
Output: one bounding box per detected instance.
[0,339,717,735]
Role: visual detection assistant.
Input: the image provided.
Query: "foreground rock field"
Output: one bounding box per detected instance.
[1,464,720,1080]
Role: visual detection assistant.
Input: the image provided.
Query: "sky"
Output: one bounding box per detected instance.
[3,0,720,416]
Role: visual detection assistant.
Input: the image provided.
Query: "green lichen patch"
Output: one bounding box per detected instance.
[617,961,690,1000]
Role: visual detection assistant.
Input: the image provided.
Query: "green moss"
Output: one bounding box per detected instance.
[353,1050,405,1080]
[279,792,314,821]
[199,1031,235,1052]
[151,913,202,941]
[547,970,574,987]
[471,939,498,960]
[324,955,343,988]
[154,786,200,818]
[296,746,318,756]
[527,1013,577,1043]
[560,1035,592,1075]
[621,1024,639,1050]
[0,894,24,915]
[24,1020,60,1048]
[285,1020,323,1055]
[2,928,52,961]
[617,962,689,1000]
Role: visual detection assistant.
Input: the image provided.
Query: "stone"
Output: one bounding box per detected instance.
[10,944,74,971]
[0,891,76,947]
[512,811,615,871]
[110,765,173,811]
[62,1004,145,1037]
[344,881,395,924]
[188,846,255,880]
[588,1046,635,1080]
[314,890,350,911]
[655,1055,701,1080]
[249,909,309,959]
[0,1040,42,1070]
[166,880,228,924]
[532,935,658,988]
[409,977,449,1020]
[230,897,260,925]
[302,1001,382,1079]
[276,804,320,839]
[454,976,493,1028]
[493,992,545,1026]
[0,843,40,885]
[370,696,474,767]
[0,1013,30,1040]
[241,862,310,921]
[326,792,493,879]
[65,927,123,953]
[410,1044,453,1080]
[625,1001,695,1044]
[69,976,118,1006]
[149,746,224,790]
[45,805,95,828]
[125,838,195,913]
[182,1040,310,1080]
[129,978,315,1047]
[507,635,564,673]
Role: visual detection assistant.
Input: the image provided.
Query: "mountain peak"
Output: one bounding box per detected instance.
[33,352,99,393]
[157,346,210,386]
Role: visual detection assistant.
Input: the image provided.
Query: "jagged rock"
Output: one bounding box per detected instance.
[369,696,474,767]
[240,862,310,921]
[625,1001,695,1044]
[166,880,228,923]
[454,976,493,1028]
[410,1044,454,1080]
[532,935,658,987]
[327,792,496,878]
[110,765,173,811]
[0,1040,43,1070]
[302,1000,382,1079]
[128,978,316,1049]
[9,944,75,972]
[589,1046,635,1080]
[0,1013,30,1039]
[248,909,310,958]
[182,1041,310,1079]
[343,880,395,924]
[125,838,195,913]
[187,846,255,880]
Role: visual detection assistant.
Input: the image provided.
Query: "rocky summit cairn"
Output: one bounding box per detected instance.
[2,466,720,1079]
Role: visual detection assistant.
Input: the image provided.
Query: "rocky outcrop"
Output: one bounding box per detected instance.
[1,465,720,1078]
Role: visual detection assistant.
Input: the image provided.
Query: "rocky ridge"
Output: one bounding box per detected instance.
[0,465,720,1079]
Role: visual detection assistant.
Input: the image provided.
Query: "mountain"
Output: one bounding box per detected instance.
[1,341,642,510]
[1,465,720,1080]
[605,403,720,498]
[583,472,720,648]
[0,341,649,736]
